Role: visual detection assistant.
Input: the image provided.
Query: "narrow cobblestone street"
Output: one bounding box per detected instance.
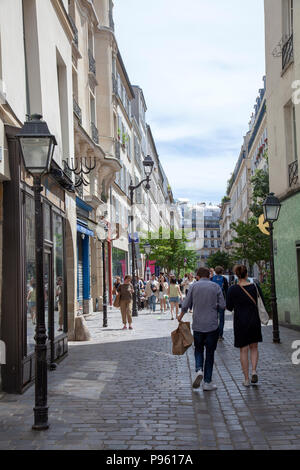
[0,308,299,450]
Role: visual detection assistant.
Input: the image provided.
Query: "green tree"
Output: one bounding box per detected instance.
[231,218,270,280]
[206,251,233,271]
[140,228,198,277]
[250,167,270,218]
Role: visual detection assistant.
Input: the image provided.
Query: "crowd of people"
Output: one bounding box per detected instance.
[113,264,266,390]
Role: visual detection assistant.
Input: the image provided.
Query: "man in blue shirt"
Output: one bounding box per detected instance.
[211,266,229,341]
[177,267,226,391]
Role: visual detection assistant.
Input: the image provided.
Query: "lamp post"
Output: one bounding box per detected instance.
[102,224,108,328]
[129,156,154,317]
[143,242,151,282]
[262,192,281,344]
[17,114,57,430]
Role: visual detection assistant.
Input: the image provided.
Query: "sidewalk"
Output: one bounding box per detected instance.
[0,306,299,450]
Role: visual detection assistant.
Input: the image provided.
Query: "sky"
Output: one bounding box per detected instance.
[114,0,266,204]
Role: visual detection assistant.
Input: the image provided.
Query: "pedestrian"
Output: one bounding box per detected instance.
[187,273,195,312]
[145,274,159,313]
[209,268,215,279]
[182,273,190,296]
[168,277,183,320]
[177,267,225,391]
[112,276,121,303]
[117,275,134,330]
[226,265,265,387]
[158,274,169,313]
[211,266,229,341]
[27,277,36,325]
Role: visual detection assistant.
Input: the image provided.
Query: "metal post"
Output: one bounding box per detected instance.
[269,222,280,343]
[32,175,49,431]
[102,239,108,328]
[130,187,138,317]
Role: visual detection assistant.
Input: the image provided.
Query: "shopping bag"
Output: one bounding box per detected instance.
[171,321,193,355]
[113,294,120,308]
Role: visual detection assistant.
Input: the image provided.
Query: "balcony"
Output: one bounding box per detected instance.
[73,97,82,124]
[288,160,298,187]
[88,48,96,75]
[68,14,78,48]
[91,122,99,144]
[282,34,294,70]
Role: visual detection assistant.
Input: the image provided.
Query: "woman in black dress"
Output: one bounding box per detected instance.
[226,265,265,387]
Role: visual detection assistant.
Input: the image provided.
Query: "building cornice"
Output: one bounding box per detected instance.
[278,184,300,203]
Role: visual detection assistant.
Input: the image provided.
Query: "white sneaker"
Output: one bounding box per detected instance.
[192,370,203,388]
[203,382,217,391]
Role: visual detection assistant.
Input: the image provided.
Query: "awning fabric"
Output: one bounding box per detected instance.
[77,223,94,237]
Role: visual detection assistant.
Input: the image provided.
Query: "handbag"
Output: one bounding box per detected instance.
[113,293,121,308]
[171,321,193,355]
[239,284,269,326]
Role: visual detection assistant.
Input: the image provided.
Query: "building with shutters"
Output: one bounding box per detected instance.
[264,0,300,328]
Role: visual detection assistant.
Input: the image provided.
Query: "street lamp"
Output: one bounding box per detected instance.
[17,114,57,430]
[262,192,281,344]
[129,156,154,317]
[102,224,109,328]
[143,242,151,281]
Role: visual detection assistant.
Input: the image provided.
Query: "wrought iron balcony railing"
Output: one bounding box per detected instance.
[91,122,99,144]
[288,160,298,187]
[282,34,294,70]
[68,14,78,48]
[88,48,96,75]
[73,97,82,124]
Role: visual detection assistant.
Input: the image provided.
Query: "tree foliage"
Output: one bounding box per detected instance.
[250,167,270,218]
[206,251,233,271]
[231,219,270,278]
[140,228,198,277]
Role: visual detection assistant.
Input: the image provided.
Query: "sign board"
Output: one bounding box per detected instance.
[257,214,270,236]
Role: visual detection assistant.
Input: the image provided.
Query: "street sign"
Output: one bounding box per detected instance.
[257,214,270,236]
[128,232,139,243]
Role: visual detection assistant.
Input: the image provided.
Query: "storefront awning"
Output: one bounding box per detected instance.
[77,223,94,237]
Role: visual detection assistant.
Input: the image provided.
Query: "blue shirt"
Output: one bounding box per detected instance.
[182,278,226,333]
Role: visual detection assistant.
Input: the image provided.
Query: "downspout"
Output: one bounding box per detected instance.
[22,0,31,119]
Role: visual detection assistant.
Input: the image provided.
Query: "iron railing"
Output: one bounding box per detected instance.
[282,34,294,70]
[68,14,78,48]
[88,48,96,75]
[288,160,298,187]
[91,122,99,144]
[73,97,82,124]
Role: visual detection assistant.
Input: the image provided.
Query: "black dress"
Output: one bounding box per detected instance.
[226,283,263,348]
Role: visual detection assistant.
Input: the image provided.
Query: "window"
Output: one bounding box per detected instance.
[57,50,69,160]
[283,0,293,39]
[284,101,298,165]
[90,94,96,125]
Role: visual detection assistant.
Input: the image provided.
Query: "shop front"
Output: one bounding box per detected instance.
[1,125,71,393]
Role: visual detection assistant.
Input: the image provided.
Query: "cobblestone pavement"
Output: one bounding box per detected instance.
[0,306,299,450]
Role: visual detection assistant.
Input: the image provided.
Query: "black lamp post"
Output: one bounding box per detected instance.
[17,114,57,430]
[263,192,281,344]
[143,242,151,281]
[129,156,154,317]
[102,224,108,328]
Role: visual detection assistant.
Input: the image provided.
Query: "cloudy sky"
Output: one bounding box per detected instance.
[114,0,265,204]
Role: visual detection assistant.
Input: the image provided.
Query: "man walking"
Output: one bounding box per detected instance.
[145,274,159,313]
[177,267,226,391]
[211,266,228,341]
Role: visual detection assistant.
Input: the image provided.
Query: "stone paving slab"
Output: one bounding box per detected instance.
[0,306,299,450]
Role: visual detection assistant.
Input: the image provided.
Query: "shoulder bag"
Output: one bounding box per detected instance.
[239,284,269,326]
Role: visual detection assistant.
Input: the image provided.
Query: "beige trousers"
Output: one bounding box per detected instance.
[120,300,132,325]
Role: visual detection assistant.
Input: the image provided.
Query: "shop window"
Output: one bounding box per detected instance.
[25,196,36,355]
[53,213,64,335]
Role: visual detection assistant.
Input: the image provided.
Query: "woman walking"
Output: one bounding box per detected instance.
[117,275,134,330]
[168,278,183,320]
[158,274,168,313]
[226,265,265,387]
